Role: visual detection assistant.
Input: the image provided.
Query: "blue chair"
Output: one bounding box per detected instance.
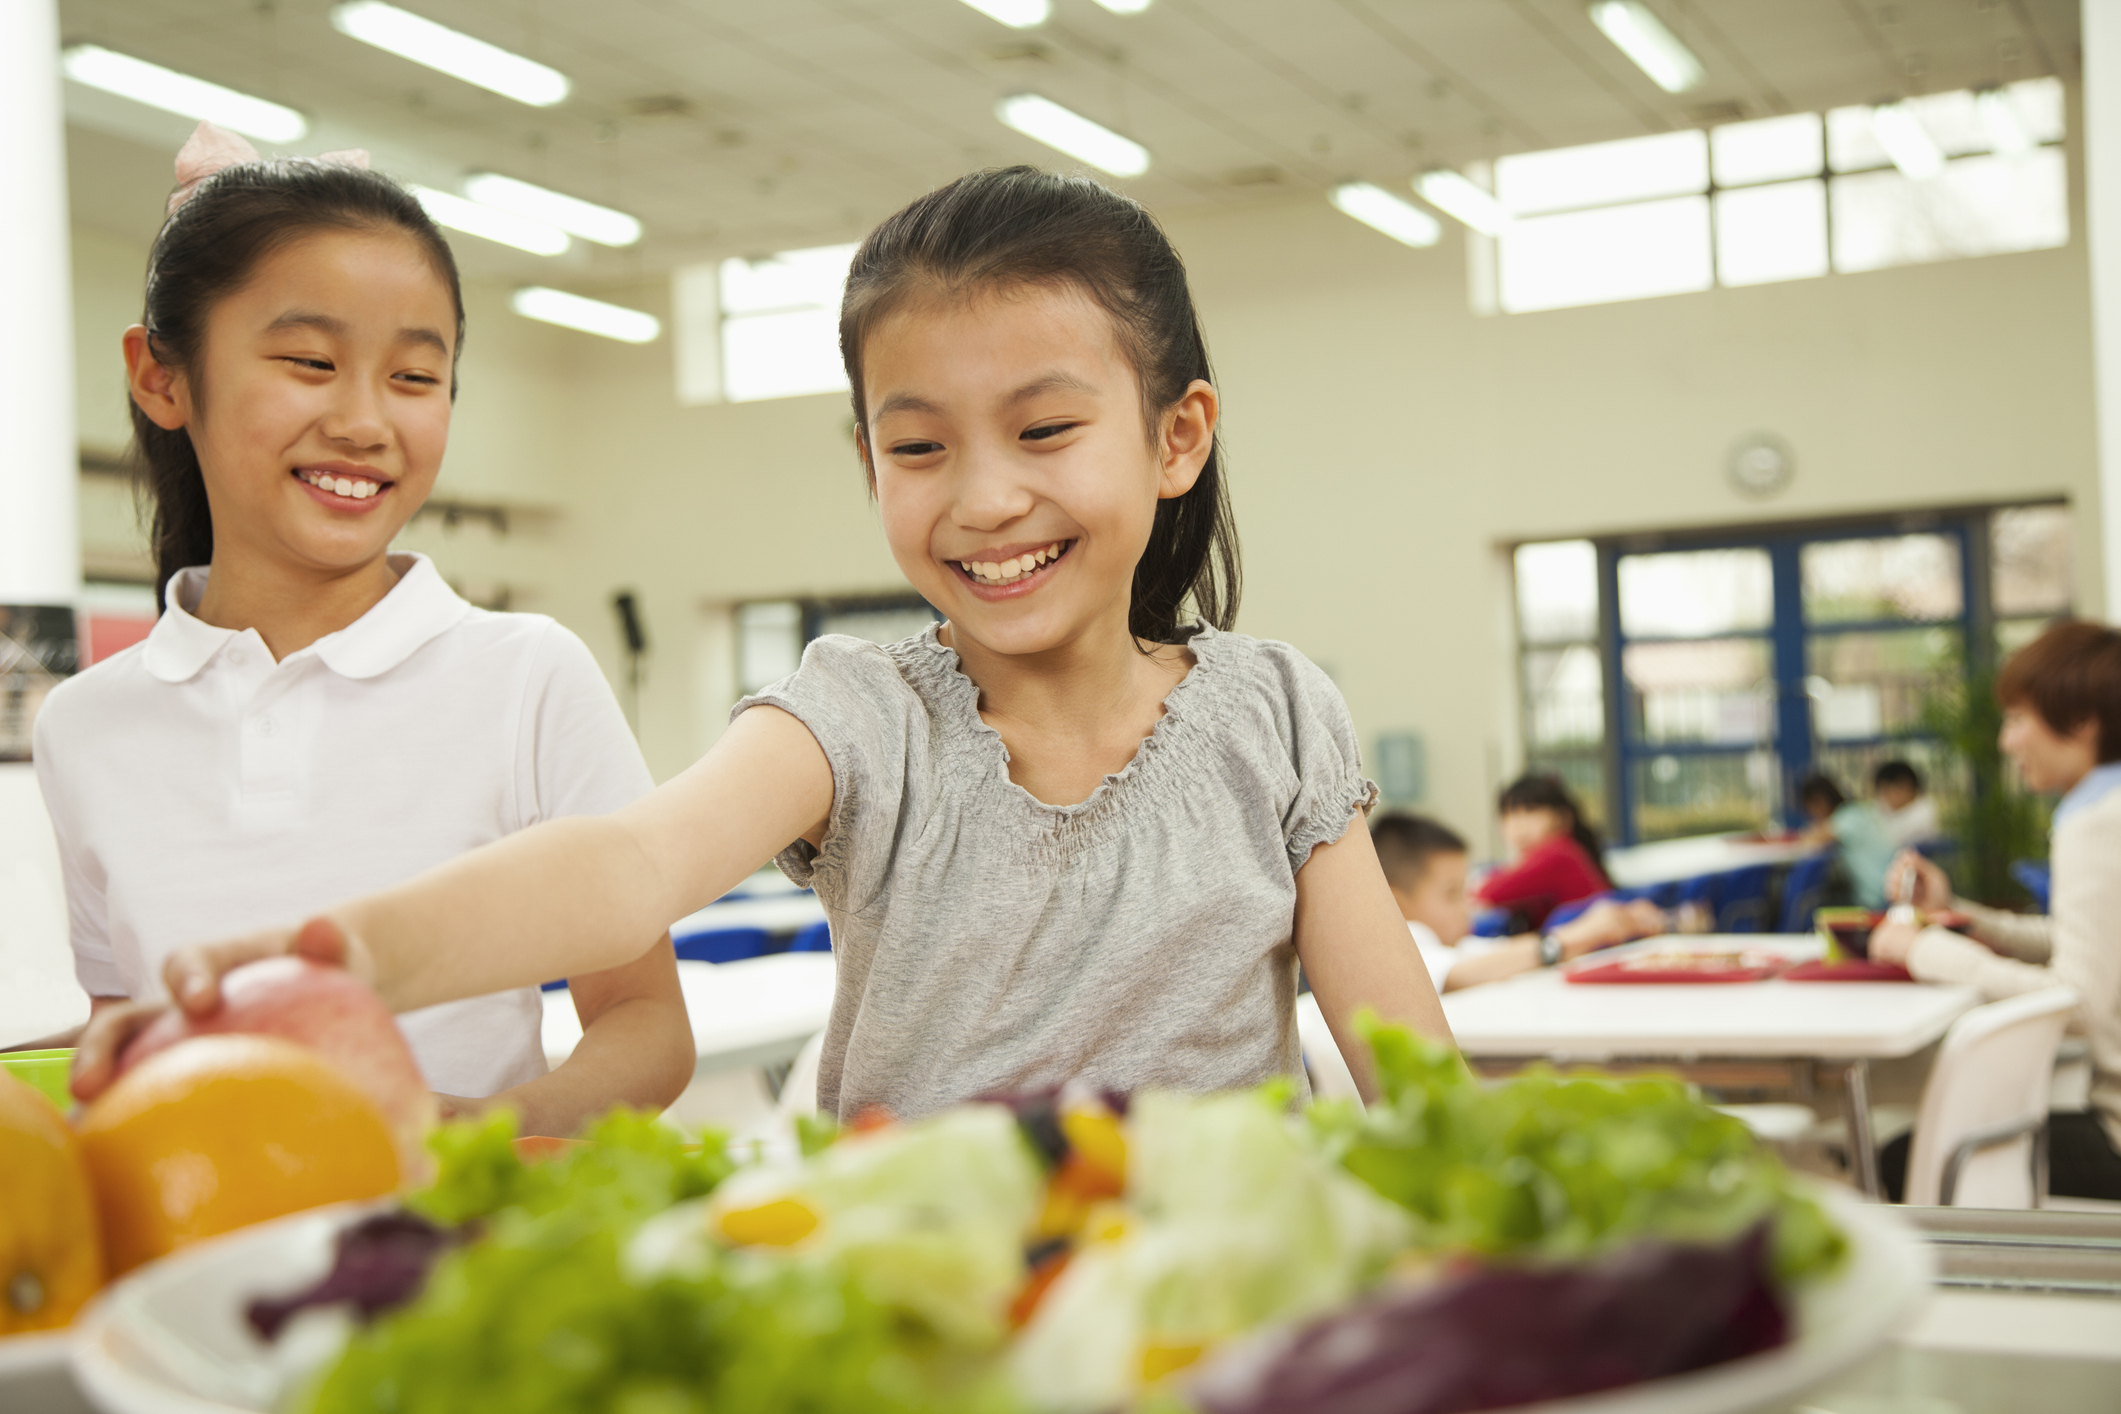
[1470,906,1515,938]
[789,920,833,953]
[1714,866,1774,934]
[1777,852,1835,934]
[673,924,773,964]
[2011,860,2052,912]
[539,978,568,992]
[1541,893,1611,932]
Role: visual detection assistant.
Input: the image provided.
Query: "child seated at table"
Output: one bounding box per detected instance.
[1473,775,1611,931]
[1373,811,1662,991]
[1799,770,1894,909]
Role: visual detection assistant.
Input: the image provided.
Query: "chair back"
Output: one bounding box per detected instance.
[1777,852,1835,933]
[1903,988,2078,1207]
[673,925,773,964]
[1295,993,1362,1104]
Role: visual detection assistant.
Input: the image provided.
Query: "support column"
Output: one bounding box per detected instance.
[0,0,79,604]
[2087,0,2121,620]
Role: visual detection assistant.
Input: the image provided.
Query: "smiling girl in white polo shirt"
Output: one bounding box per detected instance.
[31,124,692,1135]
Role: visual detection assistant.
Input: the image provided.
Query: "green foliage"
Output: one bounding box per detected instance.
[1919,667,2051,908]
[1317,1016,1845,1284]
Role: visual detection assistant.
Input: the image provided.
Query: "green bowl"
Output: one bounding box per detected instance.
[1,1049,76,1112]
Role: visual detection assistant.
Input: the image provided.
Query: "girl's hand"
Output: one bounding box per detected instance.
[69,917,373,1102]
[1885,850,1953,911]
[1868,917,1921,966]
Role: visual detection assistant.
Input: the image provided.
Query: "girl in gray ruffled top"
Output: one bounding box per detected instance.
[76,168,1454,1124]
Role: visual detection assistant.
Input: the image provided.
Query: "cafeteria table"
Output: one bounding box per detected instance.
[544,952,836,1079]
[1603,831,1824,889]
[1440,934,1981,1198]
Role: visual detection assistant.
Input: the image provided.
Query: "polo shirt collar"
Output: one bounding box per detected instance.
[140,555,472,684]
[2055,761,2121,831]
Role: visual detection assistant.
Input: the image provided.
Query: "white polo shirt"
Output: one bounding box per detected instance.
[31,554,655,1098]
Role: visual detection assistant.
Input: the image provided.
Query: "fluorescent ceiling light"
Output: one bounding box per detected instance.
[331,1,569,107]
[1092,0,1153,11]
[1413,168,1509,235]
[1329,183,1440,247]
[1587,2,1705,94]
[959,0,1050,27]
[59,45,307,143]
[463,173,640,247]
[996,94,1149,177]
[413,186,569,255]
[1869,101,1945,180]
[512,287,660,343]
[1975,88,2035,156]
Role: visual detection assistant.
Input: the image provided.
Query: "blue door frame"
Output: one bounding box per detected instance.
[1598,518,1980,846]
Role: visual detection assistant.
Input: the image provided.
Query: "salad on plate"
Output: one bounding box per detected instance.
[226,1018,1851,1414]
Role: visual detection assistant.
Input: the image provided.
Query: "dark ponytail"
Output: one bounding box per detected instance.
[838,166,1239,644]
[134,158,465,608]
[1498,773,1607,875]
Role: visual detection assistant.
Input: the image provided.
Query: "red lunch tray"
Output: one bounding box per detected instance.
[1780,958,1914,983]
[1566,952,1787,985]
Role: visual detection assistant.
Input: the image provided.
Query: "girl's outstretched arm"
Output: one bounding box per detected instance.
[74,707,832,1090]
[1293,816,1455,1101]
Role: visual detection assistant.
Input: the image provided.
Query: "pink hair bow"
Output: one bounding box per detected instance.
[166,121,371,216]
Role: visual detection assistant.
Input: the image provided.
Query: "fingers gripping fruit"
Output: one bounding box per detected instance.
[79,1035,402,1275]
[0,1073,105,1333]
[117,957,436,1179]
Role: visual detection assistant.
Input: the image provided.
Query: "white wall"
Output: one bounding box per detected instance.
[63,161,2100,848]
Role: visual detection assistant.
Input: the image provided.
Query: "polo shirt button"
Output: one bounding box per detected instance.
[228,647,246,666]
[254,717,276,738]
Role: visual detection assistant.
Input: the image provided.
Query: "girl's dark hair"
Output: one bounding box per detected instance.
[1498,773,1605,872]
[135,158,465,608]
[838,166,1238,645]
[1798,771,1847,816]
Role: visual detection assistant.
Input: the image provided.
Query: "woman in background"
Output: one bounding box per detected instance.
[1873,620,2121,1200]
[1473,774,1611,933]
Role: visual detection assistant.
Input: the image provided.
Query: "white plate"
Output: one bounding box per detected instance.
[69,1186,1929,1414]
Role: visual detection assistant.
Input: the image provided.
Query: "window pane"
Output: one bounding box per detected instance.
[1830,149,2068,274]
[1711,113,1823,187]
[1715,179,1827,286]
[1813,739,1960,813]
[1497,130,1708,216]
[2007,77,2066,145]
[1632,751,1777,842]
[737,600,801,692]
[1623,638,1774,745]
[1515,539,1599,643]
[1498,196,1712,314]
[721,307,848,402]
[814,603,938,644]
[1806,627,1959,741]
[1618,549,1773,639]
[717,243,858,316]
[1524,644,1605,748]
[1802,534,1962,623]
[1991,505,2073,616]
[1998,617,2056,660]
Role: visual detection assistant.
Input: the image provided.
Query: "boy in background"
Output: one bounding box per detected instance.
[1874,760,1941,851]
[1372,811,1665,992]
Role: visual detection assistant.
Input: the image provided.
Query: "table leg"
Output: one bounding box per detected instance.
[1844,1059,1881,1200]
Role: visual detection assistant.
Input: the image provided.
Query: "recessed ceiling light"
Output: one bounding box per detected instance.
[995,94,1149,177]
[59,45,307,143]
[1329,183,1441,247]
[1870,101,1945,180]
[412,187,569,256]
[960,0,1050,27]
[1974,88,2035,156]
[463,174,641,247]
[512,287,660,343]
[1587,2,1705,94]
[1413,169,1509,235]
[1091,0,1153,12]
[330,1,570,107]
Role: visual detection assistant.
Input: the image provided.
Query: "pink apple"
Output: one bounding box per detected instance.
[118,957,436,1181]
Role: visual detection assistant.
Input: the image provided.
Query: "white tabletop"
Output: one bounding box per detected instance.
[1440,935,1980,1061]
[545,952,836,1075]
[1603,832,1825,889]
